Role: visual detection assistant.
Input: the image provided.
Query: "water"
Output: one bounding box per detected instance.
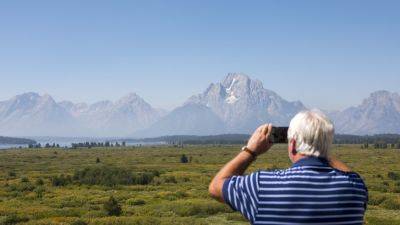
[0,137,166,150]
[0,144,28,149]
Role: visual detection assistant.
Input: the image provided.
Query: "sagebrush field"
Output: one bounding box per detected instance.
[0,145,399,225]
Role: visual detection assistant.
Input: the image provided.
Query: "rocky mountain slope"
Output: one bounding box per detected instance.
[137,73,306,136]
[330,90,400,135]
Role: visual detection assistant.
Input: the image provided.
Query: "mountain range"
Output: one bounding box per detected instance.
[0,73,399,137]
[0,92,163,137]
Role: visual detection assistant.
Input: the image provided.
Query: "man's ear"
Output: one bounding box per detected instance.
[290,139,297,155]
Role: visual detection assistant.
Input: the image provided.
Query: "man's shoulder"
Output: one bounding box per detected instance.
[335,170,368,190]
[257,166,325,176]
[257,167,366,184]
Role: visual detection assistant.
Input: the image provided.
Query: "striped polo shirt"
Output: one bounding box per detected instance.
[222,157,368,225]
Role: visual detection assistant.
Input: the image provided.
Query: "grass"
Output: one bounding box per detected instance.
[0,144,399,224]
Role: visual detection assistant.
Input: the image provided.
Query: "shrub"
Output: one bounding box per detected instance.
[392,186,400,193]
[73,166,157,186]
[180,154,189,163]
[175,191,188,198]
[103,196,122,216]
[96,157,100,163]
[163,176,177,184]
[366,216,400,225]
[7,171,16,178]
[0,214,29,225]
[71,220,88,225]
[73,166,133,186]
[34,186,45,198]
[51,174,72,186]
[35,178,44,186]
[134,173,154,185]
[127,198,146,206]
[6,177,34,192]
[381,198,400,210]
[133,199,146,206]
[369,183,389,192]
[159,200,231,217]
[132,199,146,206]
[161,191,188,201]
[368,194,386,206]
[388,172,400,180]
[226,213,248,222]
[151,170,160,177]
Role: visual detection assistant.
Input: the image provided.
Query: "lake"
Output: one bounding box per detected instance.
[0,137,166,150]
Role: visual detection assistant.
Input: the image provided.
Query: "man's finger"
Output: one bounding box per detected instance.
[261,124,269,135]
[256,125,264,133]
[265,123,273,137]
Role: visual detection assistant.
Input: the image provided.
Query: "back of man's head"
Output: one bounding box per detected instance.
[287,110,334,158]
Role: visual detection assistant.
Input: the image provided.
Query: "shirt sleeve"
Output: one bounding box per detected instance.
[364,187,369,210]
[222,171,259,222]
[351,172,369,210]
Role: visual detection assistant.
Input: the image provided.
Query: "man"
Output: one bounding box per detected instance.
[209,110,368,225]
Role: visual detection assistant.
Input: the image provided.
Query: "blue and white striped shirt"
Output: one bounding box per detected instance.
[222,157,368,225]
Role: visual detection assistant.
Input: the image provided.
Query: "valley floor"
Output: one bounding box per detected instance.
[0,145,399,225]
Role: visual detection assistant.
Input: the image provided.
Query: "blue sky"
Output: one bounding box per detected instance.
[0,0,399,110]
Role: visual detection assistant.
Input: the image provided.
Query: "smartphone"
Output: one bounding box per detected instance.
[270,127,289,143]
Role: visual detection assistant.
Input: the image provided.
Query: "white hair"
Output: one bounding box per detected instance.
[287,110,334,158]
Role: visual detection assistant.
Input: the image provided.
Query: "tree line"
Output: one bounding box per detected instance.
[25,134,400,149]
[120,133,400,146]
[335,134,400,149]
[28,141,127,149]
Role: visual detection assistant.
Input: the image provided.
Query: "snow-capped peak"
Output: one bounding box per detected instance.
[226,93,239,104]
[185,73,306,132]
[225,78,240,104]
[226,78,237,93]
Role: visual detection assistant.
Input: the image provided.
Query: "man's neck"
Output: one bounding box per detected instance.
[291,155,352,172]
[291,154,309,164]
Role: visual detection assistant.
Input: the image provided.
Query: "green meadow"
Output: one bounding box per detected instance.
[0,145,399,225]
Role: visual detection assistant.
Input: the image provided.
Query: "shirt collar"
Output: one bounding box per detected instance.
[292,156,330,168]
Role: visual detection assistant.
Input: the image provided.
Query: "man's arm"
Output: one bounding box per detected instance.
[209,124,273,202]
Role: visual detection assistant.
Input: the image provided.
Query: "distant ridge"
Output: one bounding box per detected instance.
[0,92,163,137]
[0,136,36,145]
[329,90,400,135]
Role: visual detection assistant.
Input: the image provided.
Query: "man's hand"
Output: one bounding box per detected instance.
[209,123,273,202]
[246,124,273,156]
